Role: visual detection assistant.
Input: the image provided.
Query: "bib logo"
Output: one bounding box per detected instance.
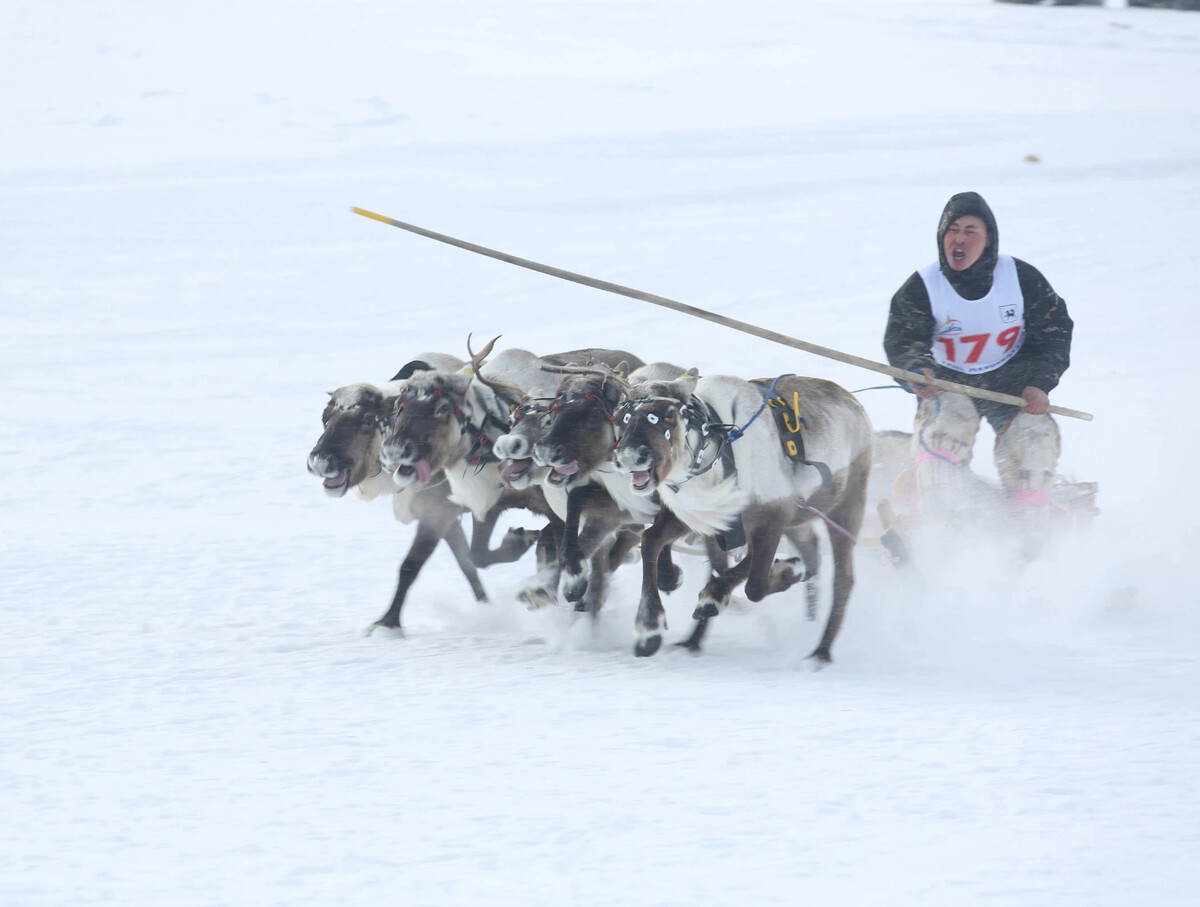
[936,316,963,336]
[999,304,1018,324]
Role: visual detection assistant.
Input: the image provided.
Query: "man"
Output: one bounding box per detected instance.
[883,191,1073,521]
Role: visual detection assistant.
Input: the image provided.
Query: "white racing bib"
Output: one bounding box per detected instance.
[919,254,1025,375]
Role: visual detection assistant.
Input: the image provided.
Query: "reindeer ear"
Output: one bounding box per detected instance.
[601,377,624,408]
[445,373,473,397]
[675,372,698,400]
[612,360,630,378]
[683,367,700,379]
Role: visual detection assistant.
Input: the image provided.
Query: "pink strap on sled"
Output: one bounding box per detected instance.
[1010,489,1052,508]
[917,449,962,467]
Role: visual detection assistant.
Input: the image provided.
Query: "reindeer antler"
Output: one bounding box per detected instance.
[465,333,527,401]
[539,362,635,398]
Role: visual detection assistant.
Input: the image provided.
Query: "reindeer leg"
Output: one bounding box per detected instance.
[606,526,642,572]
[443,518,487,603]
[675,617,710,653]
[783,525,821,621]
[808,472,868,667]
[579,524,642,617]
[656,545,684,592]
[568,517,623,610]
[469,506,539,568]
[561,484,609,604]
[370,509,458,633]
[675,538,729,653]
[635,509,689,657]
[696,546,755,618]
[578,546,611,617]
[516,517,565,609]
[808,528,855,667]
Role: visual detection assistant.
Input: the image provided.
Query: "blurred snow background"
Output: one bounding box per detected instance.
[3,1,1199,904]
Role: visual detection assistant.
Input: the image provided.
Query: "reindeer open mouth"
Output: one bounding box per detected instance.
[630,469,655,493]
[308,448,354,498]
[546,459,580,487]
[322,471,350,495]
[616,444,660,495]
[393,459,433,487]
[499,458,533,489]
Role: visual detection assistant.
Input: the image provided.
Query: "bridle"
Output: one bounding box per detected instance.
[392,383,509,470]
[614,394,740,491]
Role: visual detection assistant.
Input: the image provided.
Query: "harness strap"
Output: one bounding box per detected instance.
[687,395,737,479]
[798,498,857,545]
[731,373,793,441]
[749,376,834,489]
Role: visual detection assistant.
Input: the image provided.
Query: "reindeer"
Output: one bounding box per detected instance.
[871,393,1097,565]
[379,338,643,609]
[481,376,646,615]
[612,372,873,663]
[306,355,537,632]
[525,362,705,613]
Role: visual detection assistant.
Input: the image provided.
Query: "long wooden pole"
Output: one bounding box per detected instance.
[351,206,1093,422]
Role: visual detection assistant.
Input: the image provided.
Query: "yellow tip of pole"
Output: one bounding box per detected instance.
[350,206,391,224]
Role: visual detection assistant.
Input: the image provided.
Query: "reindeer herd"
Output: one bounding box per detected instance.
[307,337,875,665]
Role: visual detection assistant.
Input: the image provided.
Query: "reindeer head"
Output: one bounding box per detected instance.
[531,365,632,488]
[379,370,475,488]
[493,397,555,489]
[612,373,698,495]
[307,384,392,497]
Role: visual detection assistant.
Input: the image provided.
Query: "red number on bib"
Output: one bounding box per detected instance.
[961,334,989,364]
[997,326,1021,353]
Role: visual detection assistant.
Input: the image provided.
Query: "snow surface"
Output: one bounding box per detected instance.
[4,1,1200,904]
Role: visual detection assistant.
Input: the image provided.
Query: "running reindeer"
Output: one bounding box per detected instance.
[491,359,701,616]
[525,362,700,614]
[307,354,541,632]
[613,371,874,663]
[378,337,643,611]
[470,347,676,614]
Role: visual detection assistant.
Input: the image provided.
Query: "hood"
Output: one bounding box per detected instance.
[936,191,999,298]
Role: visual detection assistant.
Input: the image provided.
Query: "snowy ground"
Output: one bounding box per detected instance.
[4,1,1200,904]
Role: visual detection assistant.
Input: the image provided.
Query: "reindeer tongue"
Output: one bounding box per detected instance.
[414,459,432,485]
[500,459,528,489]
[323,471,348,489]
[553,460,580,477]
[632,470,651,487]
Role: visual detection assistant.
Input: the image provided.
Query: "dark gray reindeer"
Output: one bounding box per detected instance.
[477,361,644,616]
[613,371,873,663]
[306,354,537,632]
[525,361,704,614]
[379,337,643,610]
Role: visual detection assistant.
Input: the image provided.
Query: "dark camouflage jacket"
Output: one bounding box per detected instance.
[883,192,1074,396]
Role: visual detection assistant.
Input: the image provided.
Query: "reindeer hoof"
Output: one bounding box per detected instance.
[656,563,684,593]
[770,556,809,586]
[367,620,405,638]
[693,602,720,620]
[634,634,663,657]
[805,648,832,670]
[505,526,539,550]
[517,585,557,610]
[562,572,587,603]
